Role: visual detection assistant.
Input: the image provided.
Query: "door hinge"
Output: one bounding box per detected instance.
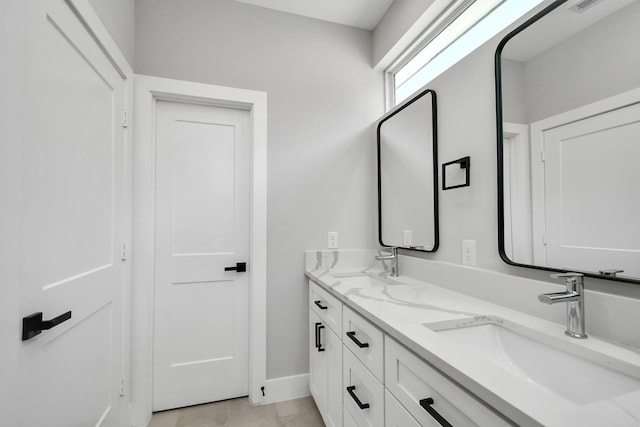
[540,150,546,162]
[120,377,126,396]
[122,110,128,128]
[121,244,127,261]
[542,234,547,245]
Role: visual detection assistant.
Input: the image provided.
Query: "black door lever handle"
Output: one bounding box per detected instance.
[22,311,72,341]
[224,262,246,272]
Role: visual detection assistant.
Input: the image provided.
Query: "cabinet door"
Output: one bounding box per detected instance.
[325,324,343,427]
[310,308,343,427]
[385,390,421,427]
[310,310,327,414]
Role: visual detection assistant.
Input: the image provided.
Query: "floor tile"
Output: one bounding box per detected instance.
[148,409,179,427]
[176,400,229,427]
[280,412,325,427]
[228,398,281,427]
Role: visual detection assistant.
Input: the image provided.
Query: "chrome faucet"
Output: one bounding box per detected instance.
[538,273,587,339]
[375,247,398,277]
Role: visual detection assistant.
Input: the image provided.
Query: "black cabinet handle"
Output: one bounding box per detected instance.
[315,322,325,352]
[420,398,453,427]
[346,331,369,348]
[314,322,320,349]
[314,300,328,310]
[22,311,72,341]
[346,385,370,410]
[224,262,246,272]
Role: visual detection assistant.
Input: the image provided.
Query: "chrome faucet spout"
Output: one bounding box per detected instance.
[537,291,580,304]
[375,247,398,277]
[539,273,587,339]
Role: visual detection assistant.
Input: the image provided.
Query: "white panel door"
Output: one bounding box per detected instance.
[543,102,640,277]
[16,0,127,426]
[153,101,250,411]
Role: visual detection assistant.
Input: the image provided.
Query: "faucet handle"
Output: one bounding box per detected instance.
[599,269,624,277]
[550,272,583,279]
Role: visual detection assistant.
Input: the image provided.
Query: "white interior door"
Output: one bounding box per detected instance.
[15,0,128,426]
[153,100,251,411]
[543,102,640,277]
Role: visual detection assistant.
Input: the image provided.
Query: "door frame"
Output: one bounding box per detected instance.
[132,74,267,425]
[529,87,640,267]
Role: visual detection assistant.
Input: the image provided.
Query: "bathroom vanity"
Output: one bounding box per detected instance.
[305,250,640,427]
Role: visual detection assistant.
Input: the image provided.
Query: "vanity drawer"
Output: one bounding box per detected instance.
[385,390,421,427]
[343,306,384,382]
[385,337,512,427]
[343,346,384,427]
[309,281,342,335]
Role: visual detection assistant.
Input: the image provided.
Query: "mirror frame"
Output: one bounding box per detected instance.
[377,88,439,252]
[495,0,640,285]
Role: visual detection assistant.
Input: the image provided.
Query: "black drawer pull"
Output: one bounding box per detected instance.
[314,300,328,310]
[346,385,370,410]
[22,311,72,341]
[420,398,453,427]
[316,323,325,352]
[346,331,369,348]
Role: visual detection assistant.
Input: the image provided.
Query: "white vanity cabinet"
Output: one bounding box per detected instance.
[308,279,514,427]
[309,281,343,427]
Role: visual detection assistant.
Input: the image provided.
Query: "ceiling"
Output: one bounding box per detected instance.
[233,0,395,30]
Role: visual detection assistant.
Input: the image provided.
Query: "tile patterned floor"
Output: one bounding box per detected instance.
[148,396,325,427]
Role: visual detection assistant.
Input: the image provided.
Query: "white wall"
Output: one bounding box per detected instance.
[134,0,383,380]
[88,0,135,65]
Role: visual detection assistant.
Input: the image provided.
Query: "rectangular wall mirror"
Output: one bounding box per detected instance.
[377,89,439,252]
[496,0,640,283]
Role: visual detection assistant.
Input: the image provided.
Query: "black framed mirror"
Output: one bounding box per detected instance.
[377,88,439,252]
[496,0,640,284]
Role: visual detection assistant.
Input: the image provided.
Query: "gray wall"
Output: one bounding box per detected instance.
[135,0,383,379]
[373,0,433,67]
[502,1,640,124]
[89,0,135,65]
[523,1,640,123]
[403,3,640,301]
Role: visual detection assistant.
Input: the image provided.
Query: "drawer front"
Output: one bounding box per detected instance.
[309,281,342,335]
[385,337,512,427]
[385,390,421,427]
[343,306,384,382]
[343,346,384,427]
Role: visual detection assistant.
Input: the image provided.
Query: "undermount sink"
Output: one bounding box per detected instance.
[331,273,387,288]
[424,317,640,405]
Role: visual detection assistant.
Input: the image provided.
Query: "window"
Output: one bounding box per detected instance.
[387,0,545,107]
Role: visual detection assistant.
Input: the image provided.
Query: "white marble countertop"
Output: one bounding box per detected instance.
[305,251,640,427]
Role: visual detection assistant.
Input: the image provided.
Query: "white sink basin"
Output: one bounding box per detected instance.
[424,317,640,405]
[331,273,387,288]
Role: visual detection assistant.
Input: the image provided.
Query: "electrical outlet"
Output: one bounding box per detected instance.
[403,230,413,246]
[327,232,338,249]
[462,240,476,266]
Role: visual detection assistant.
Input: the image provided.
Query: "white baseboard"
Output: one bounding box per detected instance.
[261,373,310,404]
